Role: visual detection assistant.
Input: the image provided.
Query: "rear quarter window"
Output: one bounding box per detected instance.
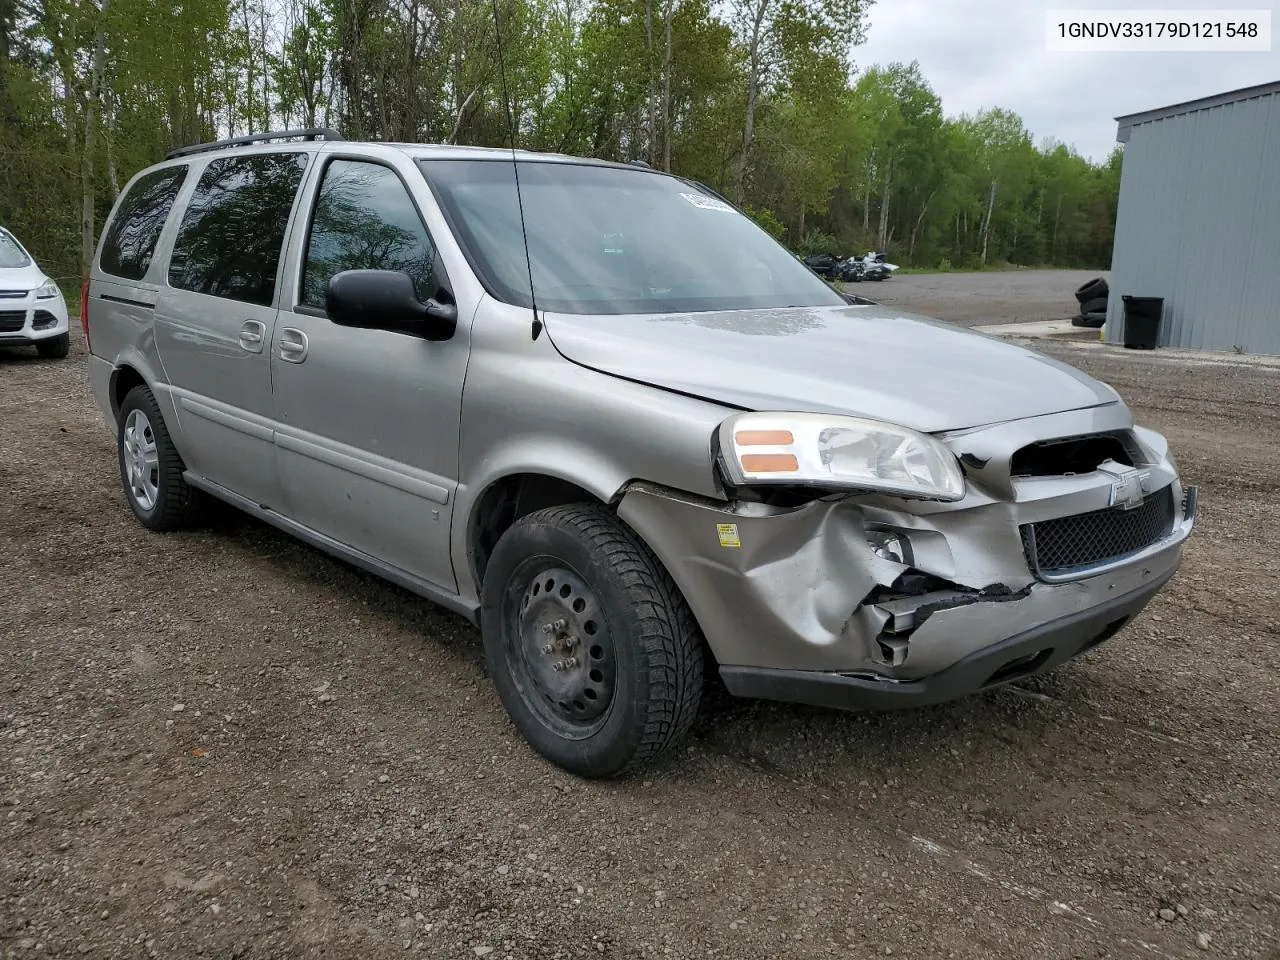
[99,166,189,281]
[167,153,308,306]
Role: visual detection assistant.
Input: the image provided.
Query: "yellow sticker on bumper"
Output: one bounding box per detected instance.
[716,523,741,548]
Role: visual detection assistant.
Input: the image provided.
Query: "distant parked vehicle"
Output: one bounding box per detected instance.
[0,226,71,358]
[801,253,842,280]
[859,251,899,281]
[836,257,865,282]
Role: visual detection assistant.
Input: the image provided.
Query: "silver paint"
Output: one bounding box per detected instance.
[542,305,1119,432]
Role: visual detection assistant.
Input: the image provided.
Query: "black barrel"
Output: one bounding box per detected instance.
[1121,295,1163,350]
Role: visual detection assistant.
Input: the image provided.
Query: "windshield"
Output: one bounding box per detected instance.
[0,230,32,269]
[420,159,844,315]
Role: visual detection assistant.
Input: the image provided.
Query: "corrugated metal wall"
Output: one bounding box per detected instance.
[1107,91,1280,354]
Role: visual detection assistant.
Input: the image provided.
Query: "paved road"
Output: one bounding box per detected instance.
[850,268,1106,326]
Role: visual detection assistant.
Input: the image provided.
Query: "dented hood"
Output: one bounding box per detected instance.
[542,303,1118,433]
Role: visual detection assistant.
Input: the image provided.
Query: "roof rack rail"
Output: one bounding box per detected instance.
[166,128,344,160]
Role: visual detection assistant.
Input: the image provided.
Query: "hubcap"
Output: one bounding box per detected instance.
[514,565,615,731]
[122,409,160,511]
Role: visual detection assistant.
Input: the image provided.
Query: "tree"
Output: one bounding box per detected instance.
[726,0,866,203]
[0,0,1124,279]
[958,107,1033,265]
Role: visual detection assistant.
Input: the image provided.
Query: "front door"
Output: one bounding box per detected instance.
[270,154,468,592]
[154,151,310,509]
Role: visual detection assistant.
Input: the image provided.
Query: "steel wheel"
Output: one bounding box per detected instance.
[122,408,160,512]
[481,504,704,777]
[506,561,617,739]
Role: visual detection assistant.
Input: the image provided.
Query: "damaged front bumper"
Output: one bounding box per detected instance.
[617,414,1197,711]
[716,572,1167,710]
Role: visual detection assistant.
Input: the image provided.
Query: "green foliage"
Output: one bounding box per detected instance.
[795,229,841,255]
[744,205,785,239]
[0,0,1122,277]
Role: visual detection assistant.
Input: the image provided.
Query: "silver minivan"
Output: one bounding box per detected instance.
[86,131,1196,777]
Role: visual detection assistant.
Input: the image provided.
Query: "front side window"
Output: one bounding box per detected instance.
[100,166,188,281]
[301,159,437,308]
[0,229,32,268]
[168,153,307,306]
[420,159,845,315]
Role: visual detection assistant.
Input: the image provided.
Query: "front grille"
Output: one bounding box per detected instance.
[1022,485,1176,577]
[0,289,27,299]
[0,309,27,332]
[31,309,57,329]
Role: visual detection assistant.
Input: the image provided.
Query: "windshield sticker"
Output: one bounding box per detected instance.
[680,192,735,213]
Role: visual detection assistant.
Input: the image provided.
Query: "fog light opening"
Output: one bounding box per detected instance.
[865,526,913,566]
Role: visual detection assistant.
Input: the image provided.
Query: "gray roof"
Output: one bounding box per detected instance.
[1115,80,1280,142]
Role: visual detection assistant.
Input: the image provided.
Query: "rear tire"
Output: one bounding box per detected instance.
[117,385,207,531]
[480,503,704,778]
[35,333,69,359]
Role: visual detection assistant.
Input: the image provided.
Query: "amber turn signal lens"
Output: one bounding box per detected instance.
[734,430,795,446]
[740,453,799,473]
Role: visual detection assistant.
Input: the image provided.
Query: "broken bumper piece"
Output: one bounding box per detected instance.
[717,570,1170,710]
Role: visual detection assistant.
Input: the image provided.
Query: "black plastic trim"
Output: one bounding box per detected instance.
[100,294,156,309]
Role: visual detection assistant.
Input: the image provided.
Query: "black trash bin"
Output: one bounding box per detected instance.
[1121,295,1163,349]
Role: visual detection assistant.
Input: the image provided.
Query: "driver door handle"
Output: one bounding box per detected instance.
[239,319,266,354]
[278,327,309,364]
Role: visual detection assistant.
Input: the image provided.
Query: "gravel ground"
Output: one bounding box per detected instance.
[2,290,1278,960]
[853,268,1106,326]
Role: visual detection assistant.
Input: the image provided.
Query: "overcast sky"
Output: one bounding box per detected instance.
[854,0,1279,160]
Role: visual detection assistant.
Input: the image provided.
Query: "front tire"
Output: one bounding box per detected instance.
[117,385,207,531]
[480,504,704,777]
[35,333,70,359]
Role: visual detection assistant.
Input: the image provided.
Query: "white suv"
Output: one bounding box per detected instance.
[0,227,71,359]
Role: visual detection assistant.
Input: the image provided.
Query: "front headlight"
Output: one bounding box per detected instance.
[34,280,60,300]
[718,412,966,501]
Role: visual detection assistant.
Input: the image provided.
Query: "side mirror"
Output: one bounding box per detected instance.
[325,269,458,341]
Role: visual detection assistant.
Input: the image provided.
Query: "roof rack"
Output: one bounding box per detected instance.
[166,128,344,160]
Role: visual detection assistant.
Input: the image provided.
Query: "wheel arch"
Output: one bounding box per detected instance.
[106,346,169,422]
[108,363,148,422]
[464,470,618,594]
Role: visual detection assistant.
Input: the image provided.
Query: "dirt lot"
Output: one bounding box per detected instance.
[2,283,1278,959]
[861,268,1104,326]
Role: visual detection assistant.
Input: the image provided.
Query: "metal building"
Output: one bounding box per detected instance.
[1108,80,1280,354]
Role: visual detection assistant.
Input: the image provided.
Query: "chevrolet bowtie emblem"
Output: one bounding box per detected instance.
[1098,460,1151,511]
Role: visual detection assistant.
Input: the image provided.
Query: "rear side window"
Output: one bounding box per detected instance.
[99,166,188,281]
[301,159,437,308]
[168,153,307,306]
